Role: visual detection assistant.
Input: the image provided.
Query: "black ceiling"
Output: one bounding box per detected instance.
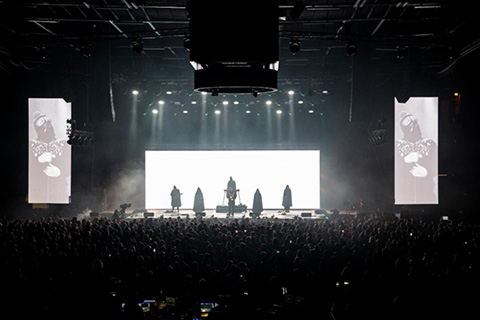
[1,1,479,86]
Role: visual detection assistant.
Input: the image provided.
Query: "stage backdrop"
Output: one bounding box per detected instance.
[146,150,320,210]
[28,98,72,204]
[394,97,438,205]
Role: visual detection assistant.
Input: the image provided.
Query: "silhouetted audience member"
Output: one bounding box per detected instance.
[0,214,477,320]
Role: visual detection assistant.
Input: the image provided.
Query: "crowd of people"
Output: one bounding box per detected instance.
[0,213,478,320]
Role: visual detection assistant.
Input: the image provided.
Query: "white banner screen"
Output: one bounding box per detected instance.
[395,97,438,205]
[146,150,320,210]
[28,98,72,204]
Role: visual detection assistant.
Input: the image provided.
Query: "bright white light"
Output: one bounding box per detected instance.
[322,90,329,94]
[166,91,172,95]
[215,110,221,114]
[233,101,239,105]
[246,110,251,114]
[158,100,165,105]
[152,109,159,114]
[183,110,188,114]
[308,110,314,113]
[276,110,282,114]
[298,100,304,104]
[288,90,295,95]
[222,101,229,106]
[266,100,272,105]
[132,90,139,95]
[191,101,197,104]
[145,150,321,209]
[201,92,208,95]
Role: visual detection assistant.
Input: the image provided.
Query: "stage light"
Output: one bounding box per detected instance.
[298,100,304,104]
[276,110,282,114]
[183,36,191,51]
[346,42,356,57]
[132,38,143,54]
[191,101,197,104]
[234,101,239,105]
[289,40,301,55]
[246,110,251,114]
[396,45,407,59]
[222,101,229,105]
[454,92,459,96]
[158,100,165,105]
[166,91,172,95]
[308,109,314,113]
[183,110,189,114]
[80,41,91,57]
[152,109,158,114]
[201,92,208,95]
[215,110,221,114]
[266,100,272,105]
[322,90,329,94]
[132,90,139,95]
[288,90,295,95]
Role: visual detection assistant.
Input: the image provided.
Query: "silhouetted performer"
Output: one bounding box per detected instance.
[252,189,263,216]
[395,111,438,203]
[193,187,205,214]
[170,186,182,212]
[282,185,292,212]
[227,176,237,217]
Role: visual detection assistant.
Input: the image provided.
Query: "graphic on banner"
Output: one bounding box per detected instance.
[394,97,438,205]
[28,98,72,204]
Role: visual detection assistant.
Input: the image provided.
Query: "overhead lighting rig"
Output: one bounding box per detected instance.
[66,119,94,147]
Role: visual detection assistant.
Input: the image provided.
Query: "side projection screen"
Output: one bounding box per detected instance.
[146,150,320,210]
[28,98,72,204]
[394,97,438,205]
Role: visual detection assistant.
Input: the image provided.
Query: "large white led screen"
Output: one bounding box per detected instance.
[394,97,438,205]
[28,98,72,204]
[146,150,320,210]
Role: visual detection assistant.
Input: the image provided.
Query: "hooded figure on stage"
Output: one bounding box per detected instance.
[252,189,263,216]
[227,177,237,217]
[193,187,205,214]
[282,185,292,212]
[170,186,182,212]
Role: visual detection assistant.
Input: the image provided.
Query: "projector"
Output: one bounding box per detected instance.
[187,0,278,95]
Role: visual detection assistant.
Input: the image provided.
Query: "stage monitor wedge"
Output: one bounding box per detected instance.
[188,0,278,94]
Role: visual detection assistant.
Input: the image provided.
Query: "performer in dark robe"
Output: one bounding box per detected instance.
[170,186,182,212]
[227,177,237,217]
[282,185,292,212]
[193,187,205,214]
[252,189,263,216]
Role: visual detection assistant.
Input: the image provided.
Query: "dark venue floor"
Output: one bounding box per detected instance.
[1,213,478,320]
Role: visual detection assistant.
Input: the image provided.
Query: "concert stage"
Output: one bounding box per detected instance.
[98,208,357,220]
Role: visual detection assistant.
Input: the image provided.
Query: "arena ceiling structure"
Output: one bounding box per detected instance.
[1,1,479,86]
